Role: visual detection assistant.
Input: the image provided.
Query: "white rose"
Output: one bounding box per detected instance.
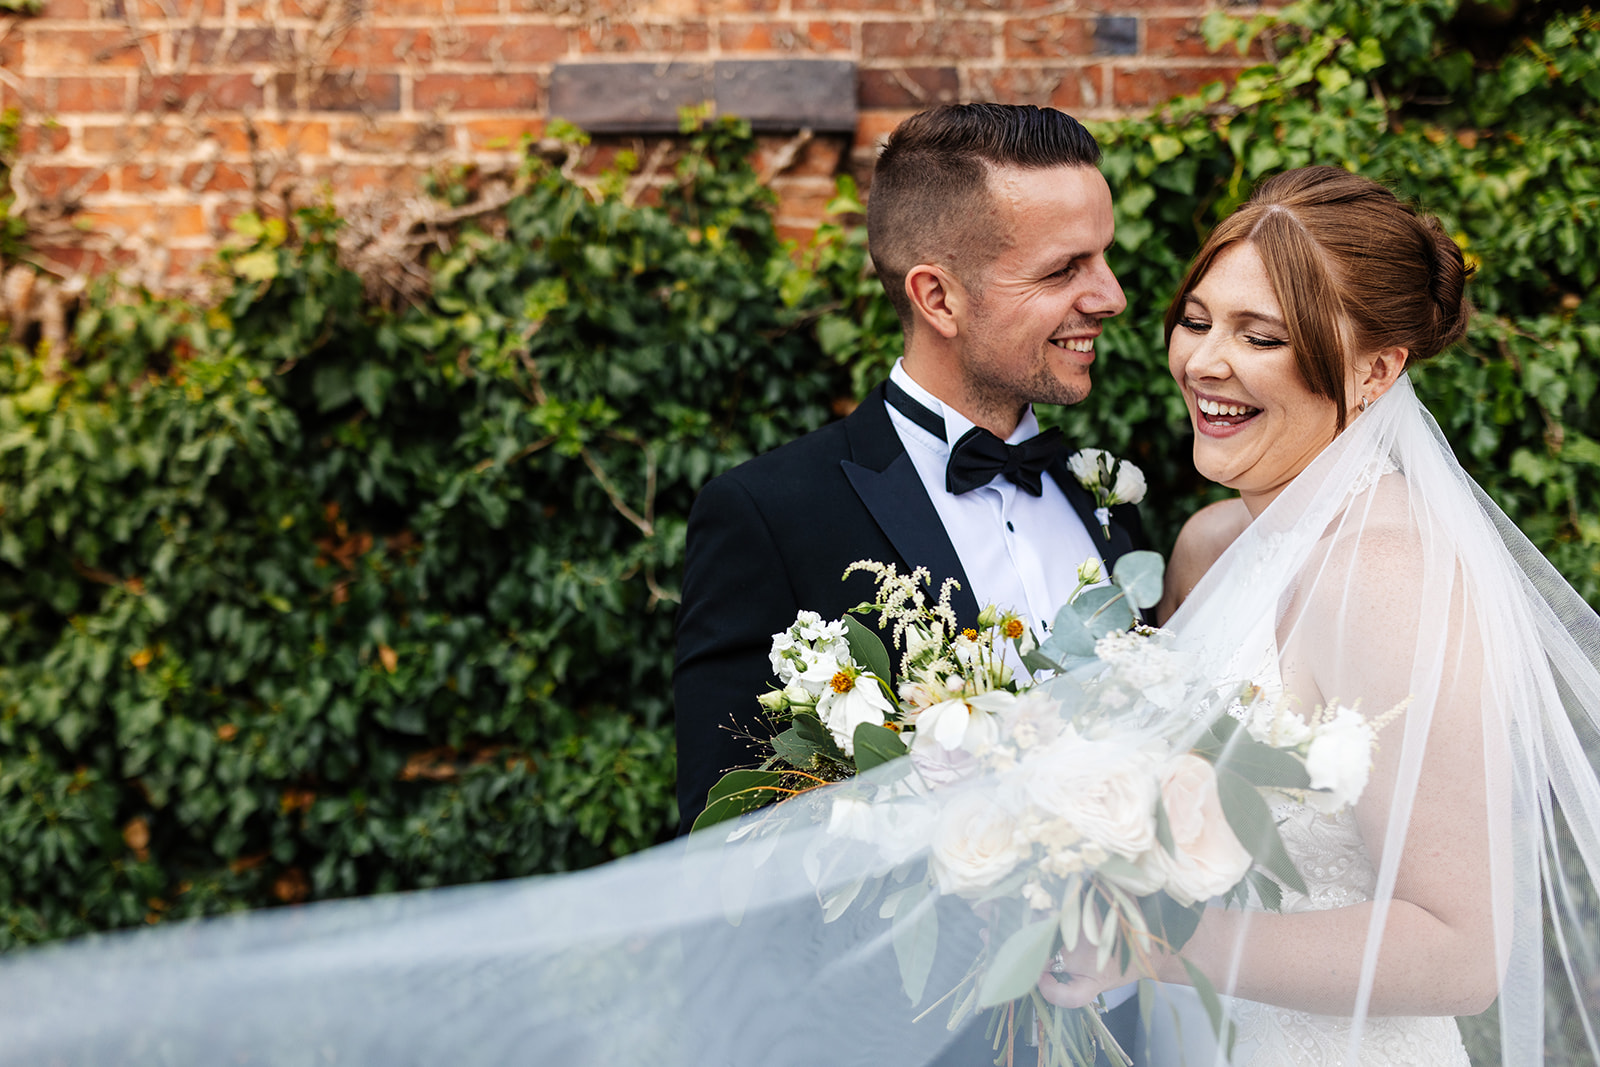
[1076,556,1103,585]
[1111,460,1147,505]
[930,791,1027,896]
[1305,706,1374,808]
[909,742,982,789]
[1020,740,1158,861]
[1067,448,1109,489]
[1146,755,1253,906]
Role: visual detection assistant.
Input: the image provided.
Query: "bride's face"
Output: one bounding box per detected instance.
[1167,241,1341,514]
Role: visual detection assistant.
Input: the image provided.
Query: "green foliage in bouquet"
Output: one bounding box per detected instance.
[0,116,859,947]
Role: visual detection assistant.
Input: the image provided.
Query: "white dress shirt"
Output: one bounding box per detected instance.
[885,362,1136,1015]
[885,360,1102,637]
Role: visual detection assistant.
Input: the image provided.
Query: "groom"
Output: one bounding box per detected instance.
[673,103,1148,1059]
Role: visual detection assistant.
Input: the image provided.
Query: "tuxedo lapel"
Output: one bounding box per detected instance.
[840,388,982,627]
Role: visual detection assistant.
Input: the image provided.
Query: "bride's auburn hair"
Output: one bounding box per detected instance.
[1164,165,1472,430]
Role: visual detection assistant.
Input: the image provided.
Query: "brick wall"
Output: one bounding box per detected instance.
[0,0,1265,291]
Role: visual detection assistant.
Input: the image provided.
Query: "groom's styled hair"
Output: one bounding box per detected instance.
[867,103,1103,332]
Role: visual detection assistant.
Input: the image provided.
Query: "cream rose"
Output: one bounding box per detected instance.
[930,791,1027,897]
[1147,754,1253,906]
[1020,740,1158,862]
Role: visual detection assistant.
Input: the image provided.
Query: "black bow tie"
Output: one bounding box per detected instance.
[884,380,1064,497]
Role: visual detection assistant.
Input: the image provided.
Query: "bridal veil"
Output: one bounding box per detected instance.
[3,337,1600,1065]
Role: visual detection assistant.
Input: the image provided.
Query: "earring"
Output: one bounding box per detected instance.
[1358,396,1371,412]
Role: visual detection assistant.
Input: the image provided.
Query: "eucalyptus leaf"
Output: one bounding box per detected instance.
[1111,550,1165,609]
[853,722,908,773]
[978,917,1059,1008]
[1215,768,1309,895]
[891,881,940,1004]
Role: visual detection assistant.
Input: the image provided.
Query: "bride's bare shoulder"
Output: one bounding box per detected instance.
[1157,498,1253,623]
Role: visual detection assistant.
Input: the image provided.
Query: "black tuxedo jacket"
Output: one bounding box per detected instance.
[673,383,1148,833]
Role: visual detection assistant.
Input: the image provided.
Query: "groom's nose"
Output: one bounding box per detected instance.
[1077,256,1127,319]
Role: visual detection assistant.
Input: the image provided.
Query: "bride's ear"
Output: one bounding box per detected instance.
[905,265,966,340]
[1355,346,1408,404]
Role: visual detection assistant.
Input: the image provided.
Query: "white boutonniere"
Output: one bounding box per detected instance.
[1067,449,1147,539]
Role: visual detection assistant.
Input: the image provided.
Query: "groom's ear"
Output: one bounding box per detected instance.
[1356,346,1409,401]
[904,264,965,340]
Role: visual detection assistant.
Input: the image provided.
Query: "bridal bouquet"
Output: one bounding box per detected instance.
[698,555,1393,1066]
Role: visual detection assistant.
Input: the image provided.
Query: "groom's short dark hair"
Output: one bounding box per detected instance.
[867,103,1103,331]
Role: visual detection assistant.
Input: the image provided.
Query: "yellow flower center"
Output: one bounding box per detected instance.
[961,628,978,640]
[831,671,855,693]
[1002,619,1025,639]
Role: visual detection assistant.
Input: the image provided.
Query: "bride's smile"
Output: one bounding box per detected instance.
[1168,241,1342,515]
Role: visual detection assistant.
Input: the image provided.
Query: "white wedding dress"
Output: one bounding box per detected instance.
[1216,625,1470,1066]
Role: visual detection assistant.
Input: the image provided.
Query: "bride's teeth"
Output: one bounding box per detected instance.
[1198,398,1257,417]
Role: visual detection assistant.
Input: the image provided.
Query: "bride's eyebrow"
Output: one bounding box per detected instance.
[1231,310,1288,332]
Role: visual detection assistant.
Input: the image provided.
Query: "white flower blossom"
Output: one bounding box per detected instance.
[816,671,895,756]
[930,791,1028,896]
[1305,705,1375,809]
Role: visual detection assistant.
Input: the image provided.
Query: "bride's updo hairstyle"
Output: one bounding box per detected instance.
[1163,165,1472,429]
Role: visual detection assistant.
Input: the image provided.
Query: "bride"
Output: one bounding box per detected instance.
[1,168,1597,1067]
[1042,165,1592,1065]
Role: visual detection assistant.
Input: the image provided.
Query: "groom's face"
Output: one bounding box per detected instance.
[954,165,1125,426]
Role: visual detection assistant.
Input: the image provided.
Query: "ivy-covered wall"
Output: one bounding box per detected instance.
[1,6,1596,1020]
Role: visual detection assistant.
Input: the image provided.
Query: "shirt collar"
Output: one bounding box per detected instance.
[888,359,1041,452]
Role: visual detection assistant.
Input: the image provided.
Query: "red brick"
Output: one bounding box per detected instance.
[858,66,959,108]
[862,20,993,60]
[37,0,112,17]
[754,133,845,177]
[446,24,568,64]
[301,72,401,112]
[1111,62,1242,108]
[116,161,169,193]
[413,72,540,111]
[164,246,219,278]
[1072,0,1190,9]
[1146,15,1266,60]
[461,116,544,150]
[39,75,130,113]
[575,21,710,53]
[793,0,917,13]
[328,26,434,67]
[1004,17,1095,60]
[310,162,421,195]
[382,0,500,11]
[703,0,779,12]
[852,107,911,151]
[180,27,294,65]
[718,20,852,53]
[771,177,836,222]
[138,74,263,113]
[203,118,332,155]
[968,65,1091,110]
[335,119,451,154]
[180,161,252,192]
[18,123,73,155]
[26,26,145,69]
[24,163,112,199]
[130,0,226,18]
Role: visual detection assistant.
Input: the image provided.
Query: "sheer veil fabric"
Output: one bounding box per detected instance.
[2,374,1599,1067]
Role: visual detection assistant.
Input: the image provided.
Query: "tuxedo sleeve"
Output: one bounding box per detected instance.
[673,473,800,835]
